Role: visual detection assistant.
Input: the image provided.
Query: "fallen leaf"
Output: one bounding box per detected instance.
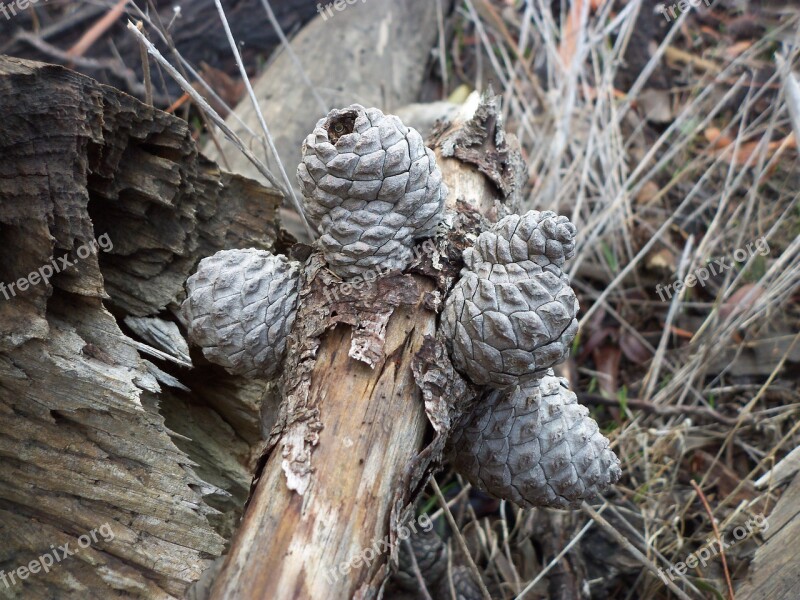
[620,332,652,364]
[720,283,764,321]
[635,181,661,205]
[580,326,615,361]
[704,127,733,148]
[593,345,621,398]
[646,248,677,271]
[638,89,673,124]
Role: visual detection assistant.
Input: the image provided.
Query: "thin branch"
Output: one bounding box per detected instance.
[258,0,327,114]
[430,478,492,600]
[125,23,296,213]
[212,0,316,241]
[581,503,695,600]
[66,0,129,58]
[136,21,153,106]
[402,538,434,600]
[514,511,597,600]
[689,481,734,600]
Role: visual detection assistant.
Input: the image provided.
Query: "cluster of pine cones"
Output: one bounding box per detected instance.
[180,104,620,511]
[441,211,620,509]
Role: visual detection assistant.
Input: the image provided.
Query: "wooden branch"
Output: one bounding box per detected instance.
[209,94,524,599]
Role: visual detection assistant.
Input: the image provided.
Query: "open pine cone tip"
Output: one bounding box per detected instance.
[297,104,446,278]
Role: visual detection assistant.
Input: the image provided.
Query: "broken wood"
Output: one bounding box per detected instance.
[737,473,800,600]
[0,55,281,599]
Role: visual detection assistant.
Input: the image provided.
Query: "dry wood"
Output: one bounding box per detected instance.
[737,473,800,600]
[0,55,281,599]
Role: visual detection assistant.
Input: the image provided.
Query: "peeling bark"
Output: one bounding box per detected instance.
[0,52,526,600]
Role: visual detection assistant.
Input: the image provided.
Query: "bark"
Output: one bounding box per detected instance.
[208,94,524,599]
[0,55,281,599]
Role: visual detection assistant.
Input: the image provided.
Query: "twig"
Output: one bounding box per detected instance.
[136,22,153,106]
[690,481,735,600]
[165,92,190,114]
[577,394,750,426]
[427,483,472,523]
[125,23,295,209]
[514,512,598,599]
[126,0,267,159]
[128,0,234,169]
[212,0,316,241]
[16,30,166,104]
[258,0,327,114]
[66,0,129,58]
[0,4,106,55]
[402,538,434,600]
[430,478,492,600]
[445,542,457,600]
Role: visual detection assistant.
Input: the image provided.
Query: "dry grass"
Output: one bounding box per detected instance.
[420,1,800,598]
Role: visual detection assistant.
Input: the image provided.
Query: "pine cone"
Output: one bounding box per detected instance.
[449,372,621,509]
[181,249,300,378]
[436,565,483,600]
[440,210,580,388]
[394,528,447,592]
[394,528,483,600]
[297,104,447,278]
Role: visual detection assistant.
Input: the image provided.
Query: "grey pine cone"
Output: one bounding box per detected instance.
[449,372,621,509]
[394,528,483,600]
[297,104,447,278]
[441,210,580,388]
[181,249,300,378]
[438,565,483,600]
[395,528,448,592]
